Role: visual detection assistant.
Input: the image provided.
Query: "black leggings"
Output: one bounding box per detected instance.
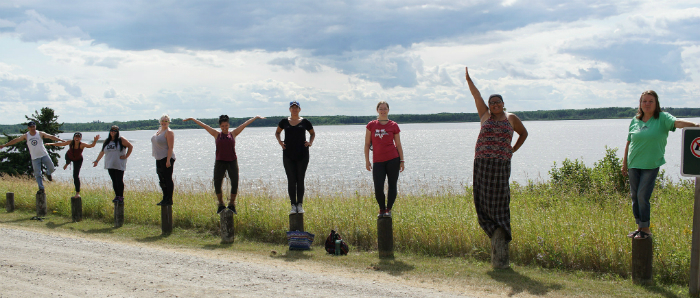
[156,158,175,202]
[107,169,125,197]
[283,155,309,205]
[213,160,238,195]
[372,157,400,210]
[72,159,83,193]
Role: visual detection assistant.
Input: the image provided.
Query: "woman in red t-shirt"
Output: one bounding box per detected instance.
[364,101,405,218]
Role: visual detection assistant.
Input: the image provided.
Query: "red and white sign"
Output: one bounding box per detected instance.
[692,137,700,158]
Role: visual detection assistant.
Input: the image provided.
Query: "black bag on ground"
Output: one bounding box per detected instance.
[324,230,349,255]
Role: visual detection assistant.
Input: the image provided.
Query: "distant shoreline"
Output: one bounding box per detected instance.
[2,107,700,134]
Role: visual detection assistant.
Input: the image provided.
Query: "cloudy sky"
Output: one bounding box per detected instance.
[0,0,699,124]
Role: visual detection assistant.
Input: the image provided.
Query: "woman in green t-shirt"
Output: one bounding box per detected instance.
[622,90,700,239]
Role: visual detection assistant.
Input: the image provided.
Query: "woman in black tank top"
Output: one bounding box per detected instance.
[47,132,100,198]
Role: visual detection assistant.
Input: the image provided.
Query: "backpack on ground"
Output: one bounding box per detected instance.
[324,230,349,255]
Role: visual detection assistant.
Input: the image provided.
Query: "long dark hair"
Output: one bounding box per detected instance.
[636,90,661,120]
[70,132,82,150]
[102,125,123,150]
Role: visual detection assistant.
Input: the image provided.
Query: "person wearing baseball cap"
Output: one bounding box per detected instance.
[0,121,65,194]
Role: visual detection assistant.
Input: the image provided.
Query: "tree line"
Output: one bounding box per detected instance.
[2,107,700,134]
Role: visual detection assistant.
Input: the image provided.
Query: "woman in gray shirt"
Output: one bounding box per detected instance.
[93,125,133,204]
[151,114,176,206]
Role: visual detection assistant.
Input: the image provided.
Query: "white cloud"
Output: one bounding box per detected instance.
[14,10,88,42]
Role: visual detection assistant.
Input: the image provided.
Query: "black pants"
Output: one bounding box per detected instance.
[213,160,239,195]
[283,155,309,205]
[72,159,83,192]
[156,158,175,203]
[107,169,125,197]
[372,157,400,210]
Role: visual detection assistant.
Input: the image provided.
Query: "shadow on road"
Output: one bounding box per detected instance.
[487,268,563,296]
[81,227,117,234]
[45,220,72,229]
[365,258,415,276]
[136,233,172,243]
[272,250,313,262]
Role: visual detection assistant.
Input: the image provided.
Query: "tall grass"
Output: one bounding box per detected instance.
[0,149,696,285]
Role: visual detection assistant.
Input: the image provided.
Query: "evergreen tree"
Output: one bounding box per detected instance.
[0,107,64,176]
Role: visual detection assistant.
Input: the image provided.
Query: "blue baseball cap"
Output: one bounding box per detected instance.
[27,121,36,127]
[289,101,300,108]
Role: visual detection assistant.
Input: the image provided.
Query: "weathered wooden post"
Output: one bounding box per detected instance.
[377,217,393,258]
[491,227,510,269]
[220,208,234,243]
[36,191,47,216]
[289,213,304,232]
[114,202,124,228]
[5,192,14,212]
[161,205,173,235]
[632,236,654,285]
[71,196,82,222]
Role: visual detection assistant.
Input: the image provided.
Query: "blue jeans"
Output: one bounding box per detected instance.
[32,155,55,190]
[628,167,659,228]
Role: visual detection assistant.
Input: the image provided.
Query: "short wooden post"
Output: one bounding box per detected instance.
[632,236,654,285]
[161,205,173,235]
[71,197,82,222]
[36,192,47,217]
[5,192,14,212]
[491,227,510,269]
[114,202,124,228]
[289,213,304,232]
[220,209,234,243]
[377,217,394,258]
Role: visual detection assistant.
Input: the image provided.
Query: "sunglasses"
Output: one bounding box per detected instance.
[110,129,119,132]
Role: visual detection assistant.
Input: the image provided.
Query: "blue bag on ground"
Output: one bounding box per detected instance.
[286,231,315,250]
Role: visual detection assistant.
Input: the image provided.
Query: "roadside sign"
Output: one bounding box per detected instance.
[682,127,700,177]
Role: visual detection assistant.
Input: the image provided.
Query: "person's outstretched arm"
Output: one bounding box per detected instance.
[39,131,64,142]
[46,140,71,147]
[675,119,700,128]
[184,118,220,138]
[465,67,489,120]
[0,134,27,149]
[83,135,101,149]
[232,116,265,137]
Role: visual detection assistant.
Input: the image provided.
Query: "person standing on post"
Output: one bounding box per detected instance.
[46,132,100,199]
[623,90,700,240]
[364,101,404,218]
[93,125,133,204]
[275,101,315,214]
[0,121,64,194]
[151,114,176,206]
[184,114,265,214]
[465,67,528,243]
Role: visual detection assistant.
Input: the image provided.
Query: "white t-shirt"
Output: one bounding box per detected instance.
[26,131,48,160]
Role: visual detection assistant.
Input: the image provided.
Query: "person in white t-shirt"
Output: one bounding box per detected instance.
[0,121,65,194]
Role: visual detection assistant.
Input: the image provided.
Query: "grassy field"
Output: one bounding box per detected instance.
[0,171,696,288]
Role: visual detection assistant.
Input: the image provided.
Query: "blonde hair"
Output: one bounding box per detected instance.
[160,114,170,122]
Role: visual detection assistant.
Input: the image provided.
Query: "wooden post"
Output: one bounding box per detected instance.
[220,208,234,243]
[114,202,124,228]
[690,177,700,296]
[377,217,393,258]
[36,192,47,217]
[5,192,14,212]
[289,213,304,232]
[491,227,510,269]
[71,197,82,222]
[632,236,654,285]
[161,205,173,235]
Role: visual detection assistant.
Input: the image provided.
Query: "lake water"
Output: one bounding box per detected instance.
[50,117,700,194]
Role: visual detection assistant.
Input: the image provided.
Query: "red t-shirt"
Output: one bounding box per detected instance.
[366,120,400,163]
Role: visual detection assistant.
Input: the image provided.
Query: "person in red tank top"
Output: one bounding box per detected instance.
[364,101,405,218]
[47,132,100,199]
[466,67,528,268]
[184,114,265,214]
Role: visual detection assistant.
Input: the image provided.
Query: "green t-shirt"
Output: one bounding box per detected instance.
[627,112,677,169]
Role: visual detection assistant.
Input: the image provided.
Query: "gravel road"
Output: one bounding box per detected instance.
[0,227,475,297]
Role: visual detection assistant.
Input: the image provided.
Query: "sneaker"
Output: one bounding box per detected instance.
[383,209,392,218]
[37,189,45,195]
[227,203,237,215]
[289,204,298,214]
[217,205,226,214]
[117,196,124,203]
[156,200,164,206]
[112,196,121,203]
[377,209,385,218]
[296,203,304,214]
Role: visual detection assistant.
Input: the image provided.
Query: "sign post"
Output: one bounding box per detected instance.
[682,127,700,297]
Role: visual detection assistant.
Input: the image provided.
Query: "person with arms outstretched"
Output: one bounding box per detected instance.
[46,132,100,199]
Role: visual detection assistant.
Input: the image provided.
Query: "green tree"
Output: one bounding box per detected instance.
[0,107,64,176]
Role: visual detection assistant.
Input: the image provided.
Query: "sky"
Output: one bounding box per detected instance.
[0,0,699,124]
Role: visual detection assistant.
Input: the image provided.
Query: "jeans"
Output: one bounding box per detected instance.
[372,157,401,210]
[156,158,175,203]
[283,155,309,205]
[628,167,660,228]
[32,155,55,190]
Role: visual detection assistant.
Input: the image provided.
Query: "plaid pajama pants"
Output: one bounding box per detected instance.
[473,158,512,242]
